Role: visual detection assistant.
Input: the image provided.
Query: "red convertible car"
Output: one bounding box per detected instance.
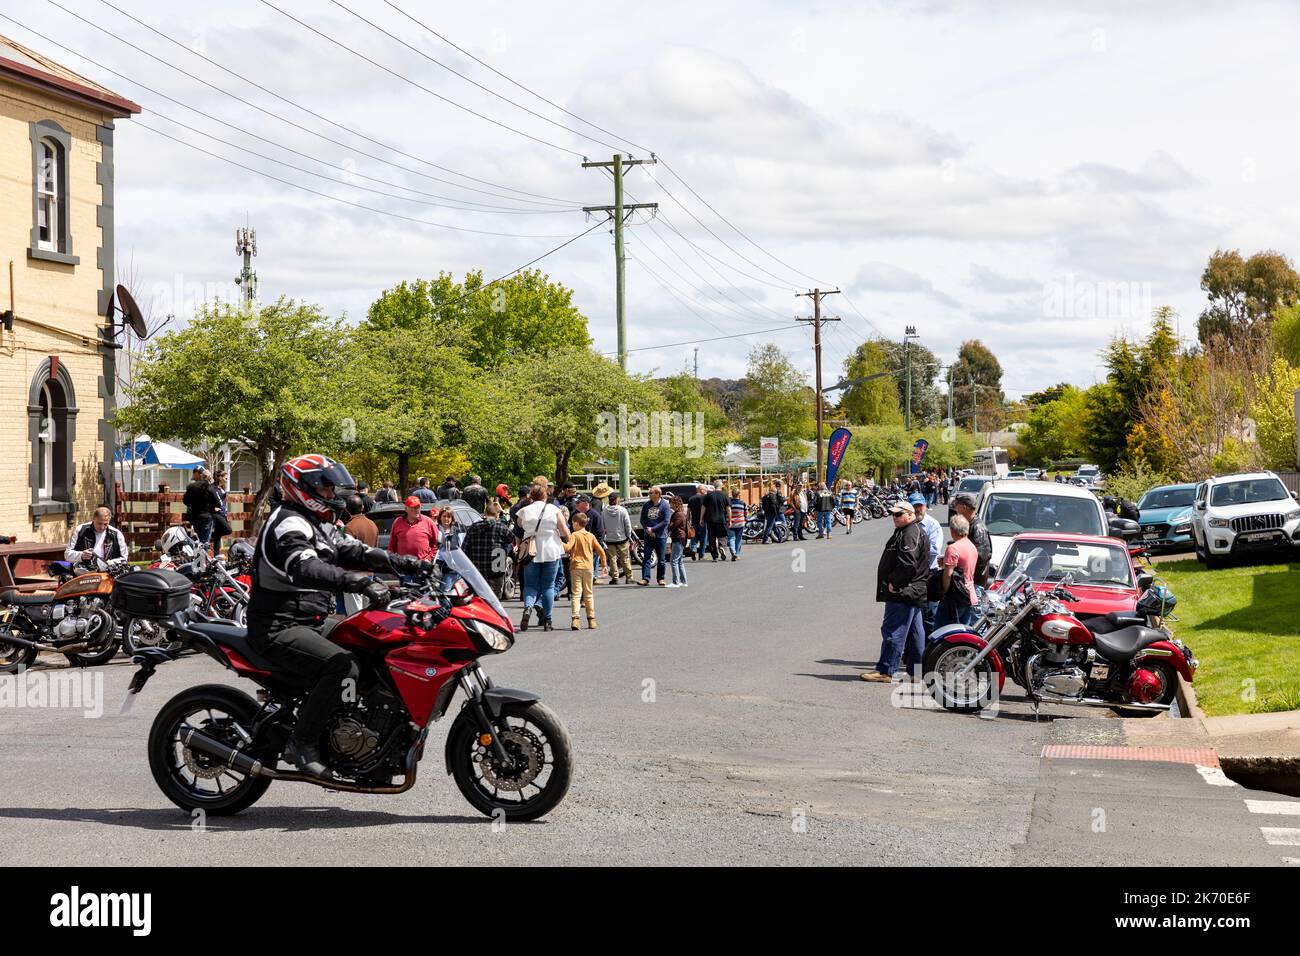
[991,532,1153,622]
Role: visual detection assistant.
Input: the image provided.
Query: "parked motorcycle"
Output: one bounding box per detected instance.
[924,549,1197,717]
[120,546,574,821]
[0,555,130,673]
[122,539,254,655]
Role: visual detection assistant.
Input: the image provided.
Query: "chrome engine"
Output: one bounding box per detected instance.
[1025,650,1087,700]
[52,598,112,642]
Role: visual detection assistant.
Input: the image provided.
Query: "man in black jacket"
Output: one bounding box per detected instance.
[759,481,786,543]
[703,480,731,560]
[862,498,931,682]
[686,485,707,559]
[460,475,488,513]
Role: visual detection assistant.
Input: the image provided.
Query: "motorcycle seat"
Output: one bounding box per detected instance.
[184,620,279,673]
[0,590,56,605]
[1086,611,1146,635]
[1093,625,1168,662]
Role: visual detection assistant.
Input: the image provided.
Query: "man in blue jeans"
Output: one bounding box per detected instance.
[637,486,671,586]
[862,499,930,682]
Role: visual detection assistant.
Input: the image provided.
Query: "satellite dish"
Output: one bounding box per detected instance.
[114,284,148,338]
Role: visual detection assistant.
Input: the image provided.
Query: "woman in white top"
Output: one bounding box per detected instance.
[515,483,570,631]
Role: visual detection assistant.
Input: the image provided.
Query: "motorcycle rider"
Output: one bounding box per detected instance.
[65,506,128,568]
[248,454,431,778]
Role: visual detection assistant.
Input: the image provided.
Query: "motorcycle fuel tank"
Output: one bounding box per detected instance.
[1033,613,1092,646]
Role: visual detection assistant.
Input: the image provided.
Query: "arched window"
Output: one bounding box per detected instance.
[36,138,61,252]
[28,361,78,519]
[37,383,55,499]
[29,120,77,265]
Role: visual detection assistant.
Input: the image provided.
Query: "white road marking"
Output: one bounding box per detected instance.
[1245,799,1300,816]
[1195,764,1237,787]
[1260,827,1300,846]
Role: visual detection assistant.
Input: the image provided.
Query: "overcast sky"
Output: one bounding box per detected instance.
[9,0,1299,399]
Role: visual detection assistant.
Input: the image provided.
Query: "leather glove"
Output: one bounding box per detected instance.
[361,579,392,609]
[389,553,421,575]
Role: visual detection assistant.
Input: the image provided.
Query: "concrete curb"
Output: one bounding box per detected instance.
[1175,674,1206,720]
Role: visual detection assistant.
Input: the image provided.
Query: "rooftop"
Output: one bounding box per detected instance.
[0,33,140,118]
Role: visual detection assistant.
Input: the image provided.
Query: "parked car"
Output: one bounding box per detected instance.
[1023,468,1042,480]
[1006,470,1026,480]
[947,474,992,521]
[1074,464,1101,484]
[976,478,1133,568]
[1189,471,1300,568]
[1135,483,1198,552]
[993,532,1154,622]
[369,499,483,550]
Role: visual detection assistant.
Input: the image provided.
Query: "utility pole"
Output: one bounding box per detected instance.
[903,325,919,431]
[946,364,955,432]
[693,347,699,380]
[970,374,978,439]
[235,221,257,309]
[583,154,658,499]
[796,288,841,483]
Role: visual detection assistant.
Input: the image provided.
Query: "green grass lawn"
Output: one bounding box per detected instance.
[1156,558,1300,716]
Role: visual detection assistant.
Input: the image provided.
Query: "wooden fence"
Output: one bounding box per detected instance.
[114,482,258,556]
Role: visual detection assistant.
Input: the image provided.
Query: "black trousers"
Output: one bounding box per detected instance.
[250,624,358,745]
[706,520,728,558]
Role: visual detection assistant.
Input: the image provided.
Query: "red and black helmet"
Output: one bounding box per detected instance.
[279,454,355,522]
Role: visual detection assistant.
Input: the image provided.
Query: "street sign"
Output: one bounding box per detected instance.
[759,437,779,467]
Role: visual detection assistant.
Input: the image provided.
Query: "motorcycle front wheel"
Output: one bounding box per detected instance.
[0,623,38,674]
[926,642,998,713]
[148,684,272,815]
[448,700,573,822]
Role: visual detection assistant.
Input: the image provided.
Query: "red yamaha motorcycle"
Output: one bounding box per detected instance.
[120,547,573,821]
[923,548,1197,716]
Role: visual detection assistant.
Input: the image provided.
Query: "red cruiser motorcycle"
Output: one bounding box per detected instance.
[119,547,573,821]
[923,549,1197,716]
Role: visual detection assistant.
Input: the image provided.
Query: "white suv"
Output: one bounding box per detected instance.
[1190,471,1300,568]
[975,478,1117,569]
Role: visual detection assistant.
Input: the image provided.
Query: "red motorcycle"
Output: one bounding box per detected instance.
[924,548,1197,717]
[120,547,573,821]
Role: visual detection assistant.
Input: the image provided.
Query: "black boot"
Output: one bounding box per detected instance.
[543,617,554,631]
[520,609,531,631]
[284,737,329,778]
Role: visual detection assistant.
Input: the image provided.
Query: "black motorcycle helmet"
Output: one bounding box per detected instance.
[1101,495,1118,513]
[228,539,254,564]
[1136,584,1176,617]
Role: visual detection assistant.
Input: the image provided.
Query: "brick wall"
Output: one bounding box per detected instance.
[0,80,113,541]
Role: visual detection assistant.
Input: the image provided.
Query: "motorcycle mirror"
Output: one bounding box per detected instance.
[1137,572,1155,591]
[1108,517,1141,539]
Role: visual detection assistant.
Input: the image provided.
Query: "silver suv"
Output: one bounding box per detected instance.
[1190,471,1300,568]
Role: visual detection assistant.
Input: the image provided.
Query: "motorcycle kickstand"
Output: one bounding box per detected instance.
[1031,698,1041,722]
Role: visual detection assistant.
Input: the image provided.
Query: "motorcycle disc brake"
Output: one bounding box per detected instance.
[475,727,543,792]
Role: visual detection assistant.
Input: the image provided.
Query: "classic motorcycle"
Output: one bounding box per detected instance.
[924,549,1197,717]
[0,554,129,673]
[121,546,574,821]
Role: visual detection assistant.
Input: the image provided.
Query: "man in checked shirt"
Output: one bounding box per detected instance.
[461,500,516,599]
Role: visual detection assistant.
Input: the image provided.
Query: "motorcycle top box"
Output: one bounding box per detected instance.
[113,569,193,619]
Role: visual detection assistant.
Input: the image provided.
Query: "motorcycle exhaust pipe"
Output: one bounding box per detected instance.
[180,726,270,777]
[0,633,92,654]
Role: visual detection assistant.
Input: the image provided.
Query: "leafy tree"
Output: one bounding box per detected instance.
[840,340,902,426]
[498,347,653,484]
[631,374,734,482]
[114,298,345,522]
[837,424,910,482]
[949,339,1004,430]
[1272,302,1300,366]
[1197,248,1300,345]
[739,343,815,449]
[366,269,591,369]
[1023,383,1070,407]
[875,339,942,425]
[1250,357,1300,470]
[1019,385,1088,465]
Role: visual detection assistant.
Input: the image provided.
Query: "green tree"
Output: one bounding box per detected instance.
[366,269,591,369]
[839,340,902,426]
[838,424,910,482]
[631,374,734,482]
[739,343,815,449]
[1197,248,1300,345]
[1251,357,1300,470]
[949,339,1004,430]
[114,298,345,521]
[1019,385,1088,465]
[498,347,653,484]
[1272,302,1300,366]
[876,339,941,425]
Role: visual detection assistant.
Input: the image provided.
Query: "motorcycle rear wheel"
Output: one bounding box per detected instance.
[148,684,272,815]
[0,625,37,674]
[448,700,573,822]
[121,616,183,656]
[1111,660,1178,718]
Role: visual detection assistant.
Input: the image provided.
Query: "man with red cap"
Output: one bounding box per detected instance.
[389,495,438,561]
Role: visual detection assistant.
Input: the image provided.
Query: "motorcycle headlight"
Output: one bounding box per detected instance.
[461,616,514,653]
[1207,516,1230,528]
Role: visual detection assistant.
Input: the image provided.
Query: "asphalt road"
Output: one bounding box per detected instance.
[0,516,1289,866]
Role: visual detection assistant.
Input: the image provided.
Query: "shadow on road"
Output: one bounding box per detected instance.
[0,805,498,832]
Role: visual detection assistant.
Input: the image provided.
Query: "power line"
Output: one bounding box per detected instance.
[258,0,583,157]
[327,0,625,154]
[378,0,650,154]
[133,120,586,239]
[631,230,778,327]
[146,109,576,214]
[624,249,727,336]
[603,324,804,356]
[17,8,577,207]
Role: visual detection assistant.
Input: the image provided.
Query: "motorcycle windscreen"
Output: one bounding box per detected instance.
[437,540,509,622]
